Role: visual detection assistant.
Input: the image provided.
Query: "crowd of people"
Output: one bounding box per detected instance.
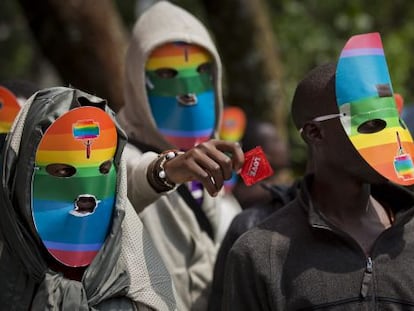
[2,1,414,311]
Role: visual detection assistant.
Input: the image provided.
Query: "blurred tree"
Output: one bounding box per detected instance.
[0,1,41,83]
[6,0,414,174]
[267,0,414,173]
[201,0,287,140]
[16,0,129,112]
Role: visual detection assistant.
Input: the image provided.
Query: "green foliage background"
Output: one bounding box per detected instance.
[4,0,414,101]
[3,0,414,173]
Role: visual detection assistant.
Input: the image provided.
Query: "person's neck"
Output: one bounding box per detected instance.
[311,172,371,221]
[310,172,393,255]
[47,257,87,281]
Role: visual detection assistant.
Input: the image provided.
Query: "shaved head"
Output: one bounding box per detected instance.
[291,62,338,131]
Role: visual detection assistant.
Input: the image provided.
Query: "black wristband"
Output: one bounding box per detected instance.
[147,150,183,192]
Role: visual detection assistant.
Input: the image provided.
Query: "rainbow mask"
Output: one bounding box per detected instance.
[145,42,215,150]
[335,32,414,185]
[0,86,21,134]
[219,106,247,142]
[219,106,247,192]
[31,107,118,267]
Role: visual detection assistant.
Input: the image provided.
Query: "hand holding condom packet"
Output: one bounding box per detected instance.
[239,146,274,186]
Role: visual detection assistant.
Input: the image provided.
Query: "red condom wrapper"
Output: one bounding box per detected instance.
[240,146,274,186]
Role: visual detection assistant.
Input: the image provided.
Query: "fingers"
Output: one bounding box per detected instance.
[209,140,245,173]
[190,140,244,196]
[196,139,245,173]
[162,139,245,196]
[182,155,221,196]
[194,143,233,180]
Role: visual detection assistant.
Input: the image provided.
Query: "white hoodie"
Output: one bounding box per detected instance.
[116,2,241,310]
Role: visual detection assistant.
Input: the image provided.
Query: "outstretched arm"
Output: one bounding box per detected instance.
[149,139,244,197]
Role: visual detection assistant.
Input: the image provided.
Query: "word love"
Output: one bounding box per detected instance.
[240,146,274,186]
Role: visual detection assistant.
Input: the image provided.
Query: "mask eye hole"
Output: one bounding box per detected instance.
[46,163,76,177]
[357,119,387,134]
[197,62,212,75]
[99,160,112,174]
[155,68,178,79]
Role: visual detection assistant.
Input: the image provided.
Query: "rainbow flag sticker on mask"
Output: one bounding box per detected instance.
[394,131,414,180]
[73,119,100,159]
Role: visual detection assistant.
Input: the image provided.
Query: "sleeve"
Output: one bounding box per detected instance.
[221,231,271,311]
[122,200,180,311]
[122,144,164,212]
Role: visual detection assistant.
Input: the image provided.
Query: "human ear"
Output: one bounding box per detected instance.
[301,122,323,144]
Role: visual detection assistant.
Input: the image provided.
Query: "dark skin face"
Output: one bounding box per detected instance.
[302,117,391,254]
[303,116,387,186]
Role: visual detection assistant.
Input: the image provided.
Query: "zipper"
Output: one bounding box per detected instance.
[360,256,373,299]
[312,224,375,301]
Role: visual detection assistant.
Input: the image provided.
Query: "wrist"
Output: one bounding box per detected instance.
[147,149,183,192]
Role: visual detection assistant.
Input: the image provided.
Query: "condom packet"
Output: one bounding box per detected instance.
[240,146,274,186]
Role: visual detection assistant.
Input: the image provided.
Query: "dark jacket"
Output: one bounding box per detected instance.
[222,174,414,310]
[208,182,300,311]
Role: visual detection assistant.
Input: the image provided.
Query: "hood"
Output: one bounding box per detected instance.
[3,87,126,231]
[117,1,223,151]
[0,87,131,309]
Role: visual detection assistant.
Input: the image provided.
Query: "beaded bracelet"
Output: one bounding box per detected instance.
[147,149,184,192]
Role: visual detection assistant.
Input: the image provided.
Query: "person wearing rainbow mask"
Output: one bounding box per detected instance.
[0,87,178,310]
[116,2,244,310]
[223,33,414,310]
[0,80,39,151]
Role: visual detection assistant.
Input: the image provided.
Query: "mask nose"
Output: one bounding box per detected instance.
[71,194,98,216]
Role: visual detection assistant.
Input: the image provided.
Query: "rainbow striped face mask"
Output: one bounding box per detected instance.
[145,42,215,150]
[31,106,118,267]
[335,32,414,185]
[0,86,22,134]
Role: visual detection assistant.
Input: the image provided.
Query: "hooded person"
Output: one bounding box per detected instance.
[116,1,244,310]
[0,86,178,310]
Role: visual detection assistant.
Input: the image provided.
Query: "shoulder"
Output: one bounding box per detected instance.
[227,202,307,272]
[228,203,276,237]
[231,199,307,246]
[229,227,273,261]
[226,226,278,281]
[122,143,144,159]
[257,198,308,233]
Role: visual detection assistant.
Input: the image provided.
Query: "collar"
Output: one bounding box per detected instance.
[297,174,414,229]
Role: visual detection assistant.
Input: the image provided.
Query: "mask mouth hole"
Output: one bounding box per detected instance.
[71,195,98,216]
[176,94,197,106]
[357,119,387,134]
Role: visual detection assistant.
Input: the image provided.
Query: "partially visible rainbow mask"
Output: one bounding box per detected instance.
[219,106,247,142]
[0,86,21,134]
[219,106,247,192]
[145,42,215,150]
[31,107,118,267]
[335,32,414,185]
